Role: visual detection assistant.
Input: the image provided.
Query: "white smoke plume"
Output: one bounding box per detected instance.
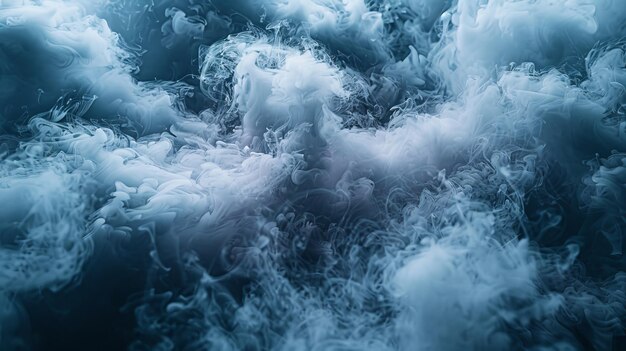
[1,0,626,350]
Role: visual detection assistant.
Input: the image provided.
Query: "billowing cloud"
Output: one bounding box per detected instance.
[1,1,626,350]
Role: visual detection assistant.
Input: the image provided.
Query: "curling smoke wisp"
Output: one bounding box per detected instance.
[1,1,626,350]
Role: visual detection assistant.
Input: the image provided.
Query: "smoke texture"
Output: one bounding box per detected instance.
[1,0,626,350]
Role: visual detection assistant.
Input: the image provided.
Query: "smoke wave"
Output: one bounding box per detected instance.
[1,0,626,350]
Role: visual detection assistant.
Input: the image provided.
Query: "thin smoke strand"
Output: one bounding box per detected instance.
[0,0,625,350]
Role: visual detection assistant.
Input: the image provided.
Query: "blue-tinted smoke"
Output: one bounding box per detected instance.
[1,0,626,350]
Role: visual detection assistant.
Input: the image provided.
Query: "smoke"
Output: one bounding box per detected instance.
[1,0,626,350]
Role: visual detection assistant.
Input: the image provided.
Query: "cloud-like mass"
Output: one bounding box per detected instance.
[1,0,626,350]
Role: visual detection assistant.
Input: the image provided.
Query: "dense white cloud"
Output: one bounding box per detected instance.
[1,0,626,350]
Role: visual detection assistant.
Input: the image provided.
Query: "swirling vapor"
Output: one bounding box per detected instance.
[1,1,626,350]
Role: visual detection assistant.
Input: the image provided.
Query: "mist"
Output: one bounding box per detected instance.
[1,0,626,350]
